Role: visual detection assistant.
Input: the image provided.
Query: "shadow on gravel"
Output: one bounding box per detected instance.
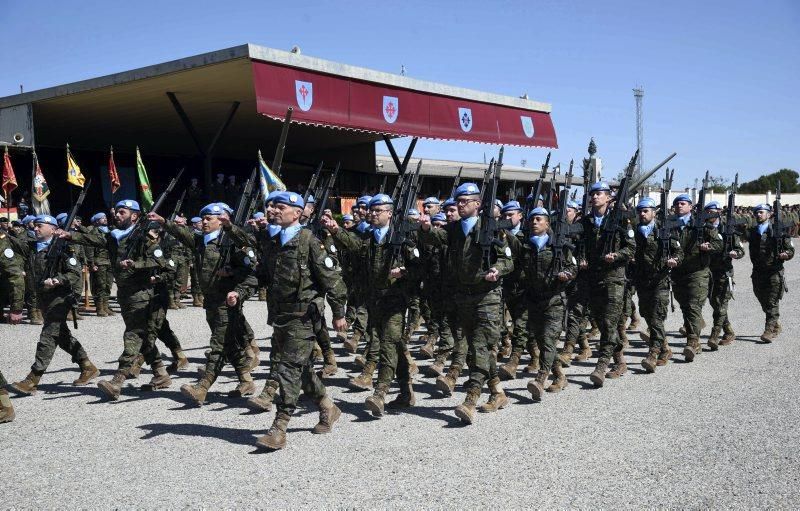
[138,422,259,447]
[565,377,597,390]
[32,382,104,401]
[734,336,765,344]
[335,399,380,423]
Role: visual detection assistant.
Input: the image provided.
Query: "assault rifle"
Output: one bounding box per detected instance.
[655,168,680,311]
[581,155,592,215]
[477,147,512,268]
[526,152,550,222]
[545,164,559,212]
[303,161,324,206]
[169,189,187,222]
[550,160,580,277]
[123,168,185,261]
[388,159,423,263]
[210,167,257,287]
[449,166,464,198]
[308,162,340,239]
[691,171,713,232]
[272,107,293,178]
[721,173,741,297]
[772,181,791,292]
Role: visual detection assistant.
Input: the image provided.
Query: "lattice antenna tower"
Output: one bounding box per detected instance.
[633,87,644,179]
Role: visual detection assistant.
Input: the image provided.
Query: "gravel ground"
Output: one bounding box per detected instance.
[1,256,799,508]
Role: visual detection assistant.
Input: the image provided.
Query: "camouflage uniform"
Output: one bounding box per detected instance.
[0,232,26,318]
[78,225,115,316]
[748,221,794,337]
[708,219,744,344]
[498,225,532,379]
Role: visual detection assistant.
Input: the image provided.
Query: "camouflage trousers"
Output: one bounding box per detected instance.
[673,269,710,339]
[90,265,113,301]
[420,281,441,337]
[149,295,182,354]
[636,280,670,351]
[455,287,502,393]
[588,276,626,361]
[564,277,589,344]
[24,271,38,311]
[436,291,466,368]
[527,294,565,372]
[203,299,250,381]
[0,368,6,387]
[752,270,784,326]
[620,283,637,327]
[174,260,189,296]
[368,295,409,388]
[405,290,421,335]
[31,299,89,374]
[313,301,332,354]
[272,311,326,417]
[189,264,203,299]
[505,294,528,354]
[345,289,368,337]
[709,271,733,330]
[118,294,162,372]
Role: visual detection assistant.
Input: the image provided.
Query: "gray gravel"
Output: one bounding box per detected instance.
[1,255,799,508]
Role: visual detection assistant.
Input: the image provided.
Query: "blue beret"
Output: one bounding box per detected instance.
[368,194,393,208]
[90,212,107,224]
[636,197,657,210]
[673,193,692,205]
[501,200,522,213]
[342,214,354,222]
[527,207,550,219]
[407,208,420,217]
[431,213,446,223]
[273,191,305,209]
[306,194,315,204]
[589,182,611,193]
[252,212,265,220]
[217,202,234,214]
[567,200,581,210]
[190,216,202,224]
[265,190,281,204]
[34,214,58,226]
[704,201,721,210]
[56,212,68,221]
[200,203,225,216]
[356,195,373,207]
[442,198,456,208]
[21,215,36,224]
[423,197,441,206]
[753,203,772,213]
[454,182,480,198]
[115,199,141,211]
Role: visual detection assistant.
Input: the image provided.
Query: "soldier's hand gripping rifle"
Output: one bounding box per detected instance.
[550,160,581,277]
[388,159,423,265]
[44,179,92,329]
[771,180,791,293]
[123,168,185,262]
[309,162,340,239]
[722,173,741,297]
[477,147,512,269]
[656,168,680,311]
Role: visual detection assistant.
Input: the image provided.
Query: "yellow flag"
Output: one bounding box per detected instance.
[66,144,86,188]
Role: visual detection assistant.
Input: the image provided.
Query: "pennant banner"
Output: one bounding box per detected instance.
[2,146,17,196]
[136,147,154,210]
[32,151,50,202]
[66,144,86,188]
[258,149,286,196]
[109,147,121,195]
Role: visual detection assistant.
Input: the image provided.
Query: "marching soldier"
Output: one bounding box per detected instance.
[0,369,14,423]
[0,222,26,325]
[189,216,204,307]
[559,200,593,366]
[17,215,43,324]
[748,203,794,342]
[167,215,190,309]
[87,212,116,316]
[342,195,372,355]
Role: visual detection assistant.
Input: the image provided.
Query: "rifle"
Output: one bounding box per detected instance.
[449,166,464,198]
[691,171,713,232]
[309,162,340,239]
[526,152,550,222]
[209,167,257,288]
[581,154,592,216]
[169,189,187,222]
[772,180,791,292]
[477,147,511,268]
[722,173,741,297]
[123,168,185,261]
[601,150,639,256]
[378,175,388,194]
[43,180,92,329]
[302,161,324,206]
[388,159,423,263]
[655,167,680,311]
[272,106,293,178]
[545,164,559,212]
[550,160,579,277]
[509,179,517,202]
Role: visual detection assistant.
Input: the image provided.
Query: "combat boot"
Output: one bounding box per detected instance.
[618,324,630,350]
[73,359,100,386]
[419,335,437,359]
[168,350,189,373]
[258,287,267,301]
[192,294,204,307]
[246,340,261,370]
[174,291,186,309]
[760,323,777,343]
[168,294,179,310]
[499,351,521,380]
[498,336,512,359]
[683,336,701,362]
[639,329,650,344]
[344,330,361,353]
[230,369,256,397]
[527,371,548,401]
[707,327,721,351]
[642,347,659,373]
[247,380,279,412]
[349,361,376,390]
[628,311,641,331]
[312,395,342,434]
[606,351,627,379]
[575,334,593,361]
[547,362,568,393]
[354,354,366,368]
[436,364,461,396]
[322,349,338,377]
[454,388,481,425]
[313,343,323,361]
[180,374,214,405]
[256,413,290,450]
[558,340,575,367]
[365,384,388,417]
[479,377,508,412]
[97,372,127,400]
[127,354,145,379]
[426,353,447,378]
[29,308,43,325]
[147,362,172,390]
[657,346,672,366]
[11,372,42,395]
[96,300,108,317]
[0,390,15,423]
[105,298,116,316]
[589,359,609,387]
[387,382,416,410]
[405,350,419,376]
[720,322,736,346]
[588,319,600,339]
[524,344,541,373]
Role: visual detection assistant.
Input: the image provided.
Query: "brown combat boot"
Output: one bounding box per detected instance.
[247,340,261,370]
[720,322,735,346]
[247,380,279,412]
[657,346,672,366]
[0,390,15,424]
[11,372,42,395]
[436,364,461,396]
[618,324,630,350]
[174,291,186,309]
[707,327,721,351]
[588,319,600,339]
[147,362,172,390]
[575,334,592,361]
[168,294,179,310]
[405,350,419,377]
[628,311,641,331]
[499,351,521,380]
[365,384,388,417]
[104,298,116,316]
[322,349,338,377]
[73,359,100,386]
[343,330,361,353]
[127,354,146,379]
[524,344,541,373]
[760,323,777,343]
[97,372,127,400]
[683,336,701,362]
[258,287,267,301]
[180,374,214,405]
[256,412,290,450]
[640,328,651,344]
[589,359,609,387]
[419,335,437,359]
[479,377,508,412]
[454,388,481,425]
[349,361,376,390]
[642,347,659,373]
[527,370,548,401]
[312,395,342,434]
[192,294,204,307]
[558,340,575,367]
[29,308,44,325]
[547,362,568,393]
[386,382,416,410]
[426,353,447,378]
[606,351,627,379]
[230,369,256,397]
[354,354,366,368]
[96,299,108,317]
[498,336,512,359]
[168,350,189,373]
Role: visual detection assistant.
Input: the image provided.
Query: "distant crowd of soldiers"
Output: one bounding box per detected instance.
[0,176,795,453]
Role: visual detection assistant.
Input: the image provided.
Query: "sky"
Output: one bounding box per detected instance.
[2,0,798,188]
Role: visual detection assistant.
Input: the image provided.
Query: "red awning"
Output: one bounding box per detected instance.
[251,60,557,148]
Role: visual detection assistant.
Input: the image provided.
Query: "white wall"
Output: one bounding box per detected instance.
[640,189,800,207]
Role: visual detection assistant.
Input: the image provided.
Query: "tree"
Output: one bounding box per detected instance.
[739,169,799,193]
[705,173,729,193]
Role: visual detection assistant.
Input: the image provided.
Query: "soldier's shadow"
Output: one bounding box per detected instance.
[733,335,764,344]
[32,382,104,401]
[137,422,259,447]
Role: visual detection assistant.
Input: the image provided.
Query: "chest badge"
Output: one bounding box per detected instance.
[3,248,13,259]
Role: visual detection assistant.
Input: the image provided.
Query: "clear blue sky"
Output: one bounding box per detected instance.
[2,0,798,188]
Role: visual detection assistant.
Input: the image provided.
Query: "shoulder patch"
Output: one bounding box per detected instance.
[627,229,634,238]
[3,248,13,259]
[413,248,420,258]
[168,259,175,267]
[329,245,337,254]
[247,250,255,258]
[68,257,78,266]
[154,249,163,258]
[717,233,722,240]
[504,246,512,257]
[324,256,334,269]
[675,241,681,248]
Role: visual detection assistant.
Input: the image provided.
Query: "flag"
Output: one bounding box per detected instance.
[108,146,120,195]
[2,146,17,197]
[66,144,86,187]
[136,146,154,210]
[32,151,51,215]
[258,149,286,196]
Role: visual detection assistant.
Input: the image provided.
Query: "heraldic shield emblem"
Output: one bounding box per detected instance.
[520,116,535,138]
[458,107,473,133]
[295,80,313,111]
[383,96,399,124]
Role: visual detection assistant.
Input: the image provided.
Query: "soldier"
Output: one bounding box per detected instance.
[417,182,514,425]
[63,200,173,399]
[242,191,346,450]
[167,215,190,309]
[189,216,205,307]
[15,215,42,324]
[705,201,744,349]
[150,203,258,405]
[559,200,593,366]
[323,193,420,416]
[631,198,682,372]
[186,178,204,220]
[342,195,372,357]
[87,212,116,317]
[211,173,226,202]
[0,219,26,325]
[671,194,722,359]
[748,203,794,342]
[342,214,355,230]
[0,369,14,423]
[57,213,86,322]
[580,182,635,387]
[418,197,444,358]
[9,215,100,395]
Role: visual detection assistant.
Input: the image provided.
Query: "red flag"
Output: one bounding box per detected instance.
[2,146,17,197]
[109,146,120,194]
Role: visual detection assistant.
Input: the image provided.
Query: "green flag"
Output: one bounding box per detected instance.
[135,146,154,210]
